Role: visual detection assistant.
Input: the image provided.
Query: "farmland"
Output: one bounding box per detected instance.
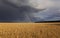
[0,23,60,38]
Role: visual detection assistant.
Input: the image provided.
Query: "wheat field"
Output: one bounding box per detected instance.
[0,23,60,38]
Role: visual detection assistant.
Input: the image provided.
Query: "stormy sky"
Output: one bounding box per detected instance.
[29,0,60,22]
[0,0,60,22]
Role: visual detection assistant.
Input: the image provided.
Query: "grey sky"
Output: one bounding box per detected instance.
[0,0,60,22]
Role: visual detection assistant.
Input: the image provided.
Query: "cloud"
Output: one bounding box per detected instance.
[28,0,54,9]
[5,0,60,9]
[28,0,60,9]
[30,8,60,21]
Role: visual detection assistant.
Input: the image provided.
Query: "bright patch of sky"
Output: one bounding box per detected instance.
[29,0,60,9]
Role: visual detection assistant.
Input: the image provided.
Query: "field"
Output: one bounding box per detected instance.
[0,23,60,38]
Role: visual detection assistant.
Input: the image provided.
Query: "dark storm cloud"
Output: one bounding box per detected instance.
[3,0,29,7]
[0,0,41,22]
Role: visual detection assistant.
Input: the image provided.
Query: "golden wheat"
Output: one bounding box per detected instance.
[0,23,60,38]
